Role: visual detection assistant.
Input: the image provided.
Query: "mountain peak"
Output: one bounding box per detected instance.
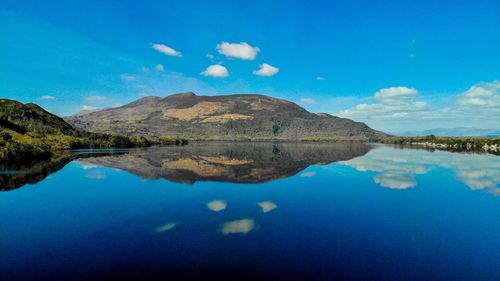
[65,93,388,141]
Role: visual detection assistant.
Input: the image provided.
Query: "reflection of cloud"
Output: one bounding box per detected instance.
[155,222,179,233]
[78,162,98,170]
[373,172,416,189]
[258,201,278,213]
[300,171,317,178]
[207,200,227,212]
[85,170,106,179]
[341,147,500,195]
[221,219,256,235]
[456,169,500,195]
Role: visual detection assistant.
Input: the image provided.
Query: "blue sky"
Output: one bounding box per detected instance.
[1,0,499,133]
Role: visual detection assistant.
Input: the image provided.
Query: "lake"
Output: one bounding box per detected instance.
[1,142,499,281]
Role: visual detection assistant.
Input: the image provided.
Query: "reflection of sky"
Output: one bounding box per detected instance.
[3,154,500,280]
[341,147,500,195]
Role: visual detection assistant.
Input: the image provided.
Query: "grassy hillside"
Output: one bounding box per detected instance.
[0,99,187,162]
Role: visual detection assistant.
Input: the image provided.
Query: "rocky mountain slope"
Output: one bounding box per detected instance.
[66,92,388,140]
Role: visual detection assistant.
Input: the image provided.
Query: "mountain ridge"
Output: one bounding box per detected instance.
[65,92,388,141]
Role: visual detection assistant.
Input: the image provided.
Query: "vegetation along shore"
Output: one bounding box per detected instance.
[0,99,187,163]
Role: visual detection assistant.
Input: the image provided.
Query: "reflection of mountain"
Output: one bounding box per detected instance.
[341,146,500,195]
[80,142,373,184]
[0,151,128,191]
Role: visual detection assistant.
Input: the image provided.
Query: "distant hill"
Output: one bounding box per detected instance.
[397,127,500,137]
[65,92,388,141]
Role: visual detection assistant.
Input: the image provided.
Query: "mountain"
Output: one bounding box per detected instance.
[398,127,500,137]
[66,92,388,141]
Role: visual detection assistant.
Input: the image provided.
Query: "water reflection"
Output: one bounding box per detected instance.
[207,200,227,212]
[258,201,278,213]
[221,218,256,235]
[341,146,500,195]
[155,222,180,233]
[0,150,128,191]
[79,142,372,184]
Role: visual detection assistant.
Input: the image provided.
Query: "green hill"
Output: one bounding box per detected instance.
[0,99,186,162]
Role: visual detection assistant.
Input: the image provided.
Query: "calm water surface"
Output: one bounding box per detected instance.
[1,142,499,280]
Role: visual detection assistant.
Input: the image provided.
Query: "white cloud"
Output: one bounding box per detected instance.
[253,63,279,76]
[38,95,55,100]
[257,201,278,213]
[207,200,227,212]
[456,81,500,108]
[300,98,316,105]
[373,87,418,104]
[155,64,165,72]
[201,64,229,77]
[120,74,137,81]
[84,95,106,102]
[221,219,256,235]
[316,76,326,81]
[216,42,259,60]
[151,43,182,57]
[82,105,98,111]
[337,81,500,132]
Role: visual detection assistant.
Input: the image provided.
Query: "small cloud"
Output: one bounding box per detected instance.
[221,219,256,235]
[84,95,106,102]
[155,222,179,233]
[38,95,56,100]
[257,201,277,213]
[253,63,279,76]
[82,105,99,111]
[140,66,150,74]
[409,53,416,59]
[374,87,418,104]
[201,64,229,78]
[155,64,165,72]
[299,98,316,105]
[316,76,326,81]
[207,200,227,212]
[85,170,107,180]
[216,42,259,60]
[120,74,137,81]
[151,43,182,57]
[206,54,214,61]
